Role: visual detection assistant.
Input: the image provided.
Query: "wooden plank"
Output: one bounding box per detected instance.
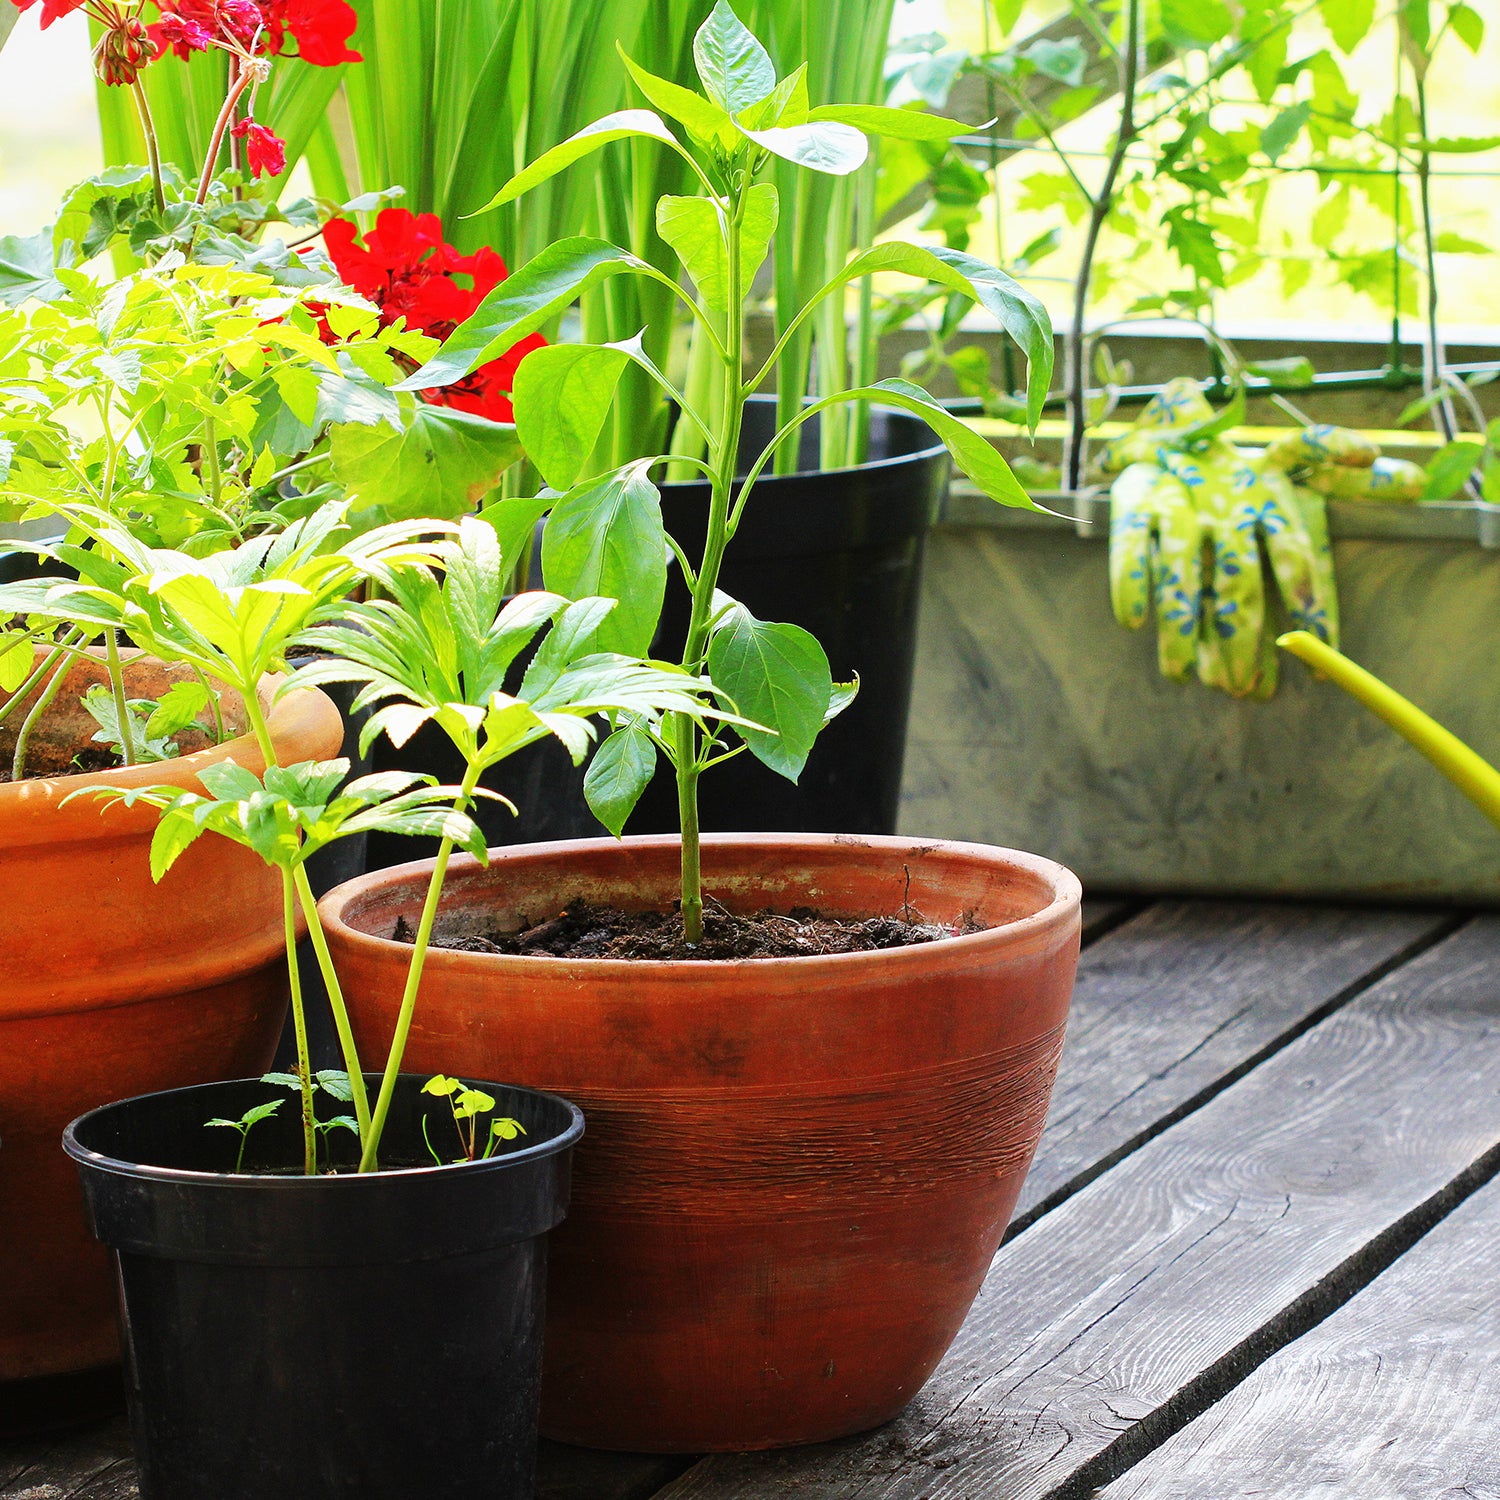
[1078,898,1139,945]
[1017,900,1455,1223]
[0,1420,132,1499]
[655,915,1500,1500]
[1102,1171,1500,1499]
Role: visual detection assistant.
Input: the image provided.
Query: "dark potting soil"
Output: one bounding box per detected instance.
[0,743,120,782]
[404,899,982,961]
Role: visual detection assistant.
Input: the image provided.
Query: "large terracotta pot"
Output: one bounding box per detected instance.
[320,834,1081,1452]
[0,652,341,1406]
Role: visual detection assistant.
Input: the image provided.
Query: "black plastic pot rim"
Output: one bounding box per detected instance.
[658,396,946,486]
[62,1074,585,1191]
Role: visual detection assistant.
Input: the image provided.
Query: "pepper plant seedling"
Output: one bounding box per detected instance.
[400,0,1053,943]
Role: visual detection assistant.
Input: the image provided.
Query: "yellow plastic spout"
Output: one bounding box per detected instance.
[1278,630,1500,831]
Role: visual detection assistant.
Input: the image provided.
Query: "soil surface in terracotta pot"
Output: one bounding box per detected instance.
[0,651,341,1422]
[320,833,1081,1452]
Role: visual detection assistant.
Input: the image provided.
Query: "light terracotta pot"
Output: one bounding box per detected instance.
[0,652,341,1399]
[320,833,1080,1452]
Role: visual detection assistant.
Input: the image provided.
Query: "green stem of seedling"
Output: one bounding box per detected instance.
[282,867,318,1176]
[673,186,747,946]
[1278,632,1500,830]
[131,79,166,216]
[193,665,228,744]
[359,757,486,1172]
[104,629,137,767]
[291,861,370,1138]
[12,653,75,782]
[0,632,81,734]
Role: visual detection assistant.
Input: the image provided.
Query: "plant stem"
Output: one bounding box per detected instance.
[197,64,255,206]
[131,80,166,215]
[192,664,228,743]
[282,867,318,1176]
[104,628,137,767]
[1064,0,1140,491]
[202,412,224,507]
[1412,73,1459,446]
[11,653,74,782]
[673,192,747,945]
[0,634,77,734]
[291,861,370,1138]
[1278,631,1500,830]
[359,758,485,1172]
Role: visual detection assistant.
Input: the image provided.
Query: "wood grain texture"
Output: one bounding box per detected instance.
[1017,900,1453,1222]
[0,1420,133,1499]
[1102,1171,1500,1499]
[656,916,1500,1500]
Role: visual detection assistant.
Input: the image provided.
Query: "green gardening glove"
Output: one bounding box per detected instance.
[1107,383,1339,697]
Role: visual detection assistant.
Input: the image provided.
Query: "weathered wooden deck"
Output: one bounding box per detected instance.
[7,896,1499,1499]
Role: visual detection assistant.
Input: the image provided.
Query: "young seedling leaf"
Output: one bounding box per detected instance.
[399,239,653,392]
[657,183,778,314]
[261,1071,304,1090]
[315,1069,355,1101]
[807,104,968,141]
[583,718,657,836]
[473,111,681,213]
[541,463,667,655]
[707,604,832,781]
[694,1,776,115]
[739,121,868,175]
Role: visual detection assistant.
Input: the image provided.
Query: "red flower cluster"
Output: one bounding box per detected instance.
[149,0,360,66]
[322,210,545,425]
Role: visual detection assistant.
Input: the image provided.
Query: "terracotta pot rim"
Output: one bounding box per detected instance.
[0,668,330,840]
[320,832,1082,976]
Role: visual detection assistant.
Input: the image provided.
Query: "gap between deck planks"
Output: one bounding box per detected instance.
[0,898,1461,1500]
[1102,1167,1500,1499]
[657,913,1500,1500]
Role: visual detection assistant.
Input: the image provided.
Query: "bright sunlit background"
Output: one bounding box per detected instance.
[3,2,1499,339]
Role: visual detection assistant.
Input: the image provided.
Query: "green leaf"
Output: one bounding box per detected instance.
[583,719,657,836]
[806,104,968,141]
[1322,0,1376,51]
[620,51,733,143]
[1261,102,1311,162]
[0,229,66,306]
[825,678,858,725]
[825,242,1054,427]
[478,491,554,581]
[1162,0,1233,47]
[1164,206,1225,286]
[315,1069,355,1101]
[512,343,632,490]
[836,378,1032,508]
[1423,439,1483,499]
[541,462,667,655]
[1020,36,1086,86]
[707,605,831,782]
[261,1071,304,1091]
[144,680,212,739]
[473,110,682,214]
[694,1,776,116]
[148,808,203,882]
[53,165,160,261]
[656,182,778,314]
[423,1075,461,1096]
[1433,232,1491,253]
[239,1100,284,1127]
[1245,355,1316,387]
[400,239,653,392]
[0,632,32,694]
[331,398,522,521]
[739,64,809,131]
[1408,134,1500,153]
[1451,2,1484,51]
[739,121,868,175]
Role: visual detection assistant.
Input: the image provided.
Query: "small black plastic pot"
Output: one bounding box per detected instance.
[64,1075,584,1500]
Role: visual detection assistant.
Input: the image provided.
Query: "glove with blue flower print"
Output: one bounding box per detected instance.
[1105,379,1339,698]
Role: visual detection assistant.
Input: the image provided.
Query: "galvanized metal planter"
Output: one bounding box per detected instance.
[899,490,1500,905]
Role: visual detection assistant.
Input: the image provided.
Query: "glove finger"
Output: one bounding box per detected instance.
[1108,463,1161,628]
[1263,424,1378,474]
[1289,485,1339,648]
[1257,480,1336,646]
[1206,515,1265,696]
[1149,477,1202,681]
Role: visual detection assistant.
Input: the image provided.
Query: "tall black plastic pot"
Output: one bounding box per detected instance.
[64,1075,584,1500]
[361,399,947,866]
[634,399,948,836]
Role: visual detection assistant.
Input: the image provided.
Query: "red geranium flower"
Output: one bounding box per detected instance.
[8,0,88,27]
[321,209,544,424]
[149,0,359,65]
[230,117,287,179]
